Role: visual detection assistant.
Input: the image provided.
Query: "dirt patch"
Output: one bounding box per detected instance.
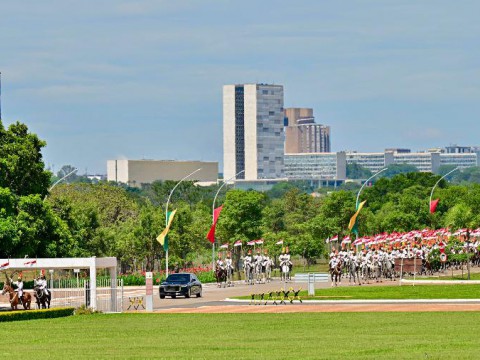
[155,303,480,314]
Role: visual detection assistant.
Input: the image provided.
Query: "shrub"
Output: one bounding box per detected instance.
[0,307,75,322]
[74,304,101,315]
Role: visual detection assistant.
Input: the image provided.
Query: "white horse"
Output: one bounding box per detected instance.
[244,261,254,285]
[280,261,291,282]
[226,265,234,287]
[255,260,264,284]
[264,259,273,283]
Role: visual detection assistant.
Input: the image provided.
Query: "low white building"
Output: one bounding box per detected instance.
[107,159,218,187]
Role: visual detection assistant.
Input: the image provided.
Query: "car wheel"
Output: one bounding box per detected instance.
[160,295,165,299]
[185,288,191,298]
[171,294,176,299]
[196,289,202,298]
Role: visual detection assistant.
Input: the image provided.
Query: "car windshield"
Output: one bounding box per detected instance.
[166,274,190,283]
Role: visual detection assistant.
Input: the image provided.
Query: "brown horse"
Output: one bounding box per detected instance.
[329,260,343,287]
[1,283,32,310]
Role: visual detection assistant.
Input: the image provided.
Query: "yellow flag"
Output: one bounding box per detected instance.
[348,201,366,231]
[157,209,177,246]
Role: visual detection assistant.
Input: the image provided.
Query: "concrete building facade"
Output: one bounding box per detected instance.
[223,84,284,181]
[284,107,330,154]
[284,152,346,180]
[107,160,218,187]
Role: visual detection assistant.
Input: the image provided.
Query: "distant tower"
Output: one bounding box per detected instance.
[284,108,331,154]
[223,83,285,180]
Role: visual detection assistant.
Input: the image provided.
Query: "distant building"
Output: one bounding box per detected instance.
[440,153,478,168]
[284,108,330,153]
[346,152,388,173]
[284,152,346,180]
[393,152,440,172]
[344,150,478,173]
[223,83,284,181]
[107,160,218,187]
[385,148,411,154]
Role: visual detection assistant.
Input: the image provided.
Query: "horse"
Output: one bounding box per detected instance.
[2,283,32,310]
[215,266,227,288]
[329,260,342,287]
[383,258,395,280]
[280,261,291,282]
[370,258,382,283]
[243,262,254,285]
[264,259,273,283]
[226,265,234,287]
[348,258,361,285]
[254,260,264,284]
[33,285,51,309]
[361,261,371,283]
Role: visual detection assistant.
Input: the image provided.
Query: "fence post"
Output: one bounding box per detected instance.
[308,273,315,296]
[85,279,90,308]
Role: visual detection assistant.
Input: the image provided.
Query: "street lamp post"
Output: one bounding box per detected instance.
[429,167,459,212]
[212,170,245,271]
[44,168,78,201]
[354,168,388,250]
[164,168,202,277]
[355,168,388,210]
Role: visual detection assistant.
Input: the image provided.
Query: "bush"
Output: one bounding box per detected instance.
[74,304,101,315]
[0,307,75,322]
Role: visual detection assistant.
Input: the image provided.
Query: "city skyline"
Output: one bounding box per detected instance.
[1,1,479,174]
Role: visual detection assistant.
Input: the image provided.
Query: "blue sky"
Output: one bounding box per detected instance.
[1,1,479,174]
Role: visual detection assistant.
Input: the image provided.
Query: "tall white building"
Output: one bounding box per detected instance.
[223,84,284,180]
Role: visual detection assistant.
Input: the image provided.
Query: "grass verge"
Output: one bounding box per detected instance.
[234,284,480,300]
[2,312,480,359]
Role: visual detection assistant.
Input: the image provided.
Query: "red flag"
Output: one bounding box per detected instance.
[430,199,440,214]
[206,205,223,244]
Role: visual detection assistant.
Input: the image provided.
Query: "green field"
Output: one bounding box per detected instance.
[3,312,480,359]
[237,284,480,300]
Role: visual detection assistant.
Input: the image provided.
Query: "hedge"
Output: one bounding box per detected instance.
[0,307,75,322]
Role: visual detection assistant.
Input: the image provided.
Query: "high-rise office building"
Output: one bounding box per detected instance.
[223,84,284,180]
[284,107,331,153]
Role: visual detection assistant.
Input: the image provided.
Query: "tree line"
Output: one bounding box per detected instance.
[2,119,480,271]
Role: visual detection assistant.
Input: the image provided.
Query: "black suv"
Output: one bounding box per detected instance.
[159,273,202,299]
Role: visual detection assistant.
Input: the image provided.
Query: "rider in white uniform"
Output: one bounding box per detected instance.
[37,273,49,298]
[10,275,24,306]
[216,253,226,270]
[225,252,234,272]
[244,250,252,267]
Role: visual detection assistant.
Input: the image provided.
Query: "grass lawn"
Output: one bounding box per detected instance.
[413,272,480,281]
[236,284,480,300]
[2,312,480,359]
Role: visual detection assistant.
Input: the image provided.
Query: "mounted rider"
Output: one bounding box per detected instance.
[254,249,263,268]
[225,252,234,272]
[243,250,253,268]
[262,249,270,269]
[10,274,24,306]
[216,253,226,270]
[329,253,339,269]
[37,270,50,298]
[280,246,293,270]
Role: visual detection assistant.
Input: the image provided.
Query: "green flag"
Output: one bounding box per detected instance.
[157,210,177,252]
[349,200,366,235]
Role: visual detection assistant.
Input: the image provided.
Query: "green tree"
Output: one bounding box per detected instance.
[216,190,265,243]
[0,121,51,197]
[346,163,373,179]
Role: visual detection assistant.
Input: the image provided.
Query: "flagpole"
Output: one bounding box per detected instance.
[165,168,202,277]
[429,167,459,213]
[212,170,245,271]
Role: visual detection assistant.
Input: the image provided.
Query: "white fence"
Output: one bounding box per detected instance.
[47,278,124,312]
